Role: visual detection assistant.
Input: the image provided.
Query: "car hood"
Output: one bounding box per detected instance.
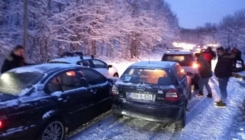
[0,94,18,102]
[0,94,19,110]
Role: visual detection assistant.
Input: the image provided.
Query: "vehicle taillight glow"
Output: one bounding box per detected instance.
[192,63,199,68]
[0,121,3,128]
[110,85,119,95]
[165,89,180,101]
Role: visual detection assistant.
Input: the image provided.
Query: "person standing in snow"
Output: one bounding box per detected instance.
[1,45,28,73]
[195,53,213,98]
[202,47,216,69]
[214,47,235,107]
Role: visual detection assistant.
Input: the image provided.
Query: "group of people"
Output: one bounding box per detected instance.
[195,47,236,107]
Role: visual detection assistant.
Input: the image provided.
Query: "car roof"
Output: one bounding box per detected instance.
[164,50,193,55]
[9,63,80,74]
[49,56,91,64]
[129,61,176,69]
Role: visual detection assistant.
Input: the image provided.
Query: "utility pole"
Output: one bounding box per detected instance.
[23,0,28,50]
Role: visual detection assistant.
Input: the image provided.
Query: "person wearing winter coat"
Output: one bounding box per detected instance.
[1,45,29,73]
[195,53,213,98]
[202,47,216,69]
[214,47,235,107]
[233,47,244,69]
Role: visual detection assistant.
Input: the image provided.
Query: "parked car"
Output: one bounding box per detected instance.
[111,61,191,129]
[0,64,113,140]
[162,49,200,89]
[49,53,119,78]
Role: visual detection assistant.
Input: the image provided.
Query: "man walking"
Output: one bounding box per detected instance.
[1,45,28,73]
[214,47,235,107]
[195,53,213,98]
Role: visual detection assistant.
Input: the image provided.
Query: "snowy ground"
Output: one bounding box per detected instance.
[67,77,245,140]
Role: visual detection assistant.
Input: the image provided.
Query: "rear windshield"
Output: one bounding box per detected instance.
[120,68,171,85]
[0,72,44,95]
[162,54,194,66]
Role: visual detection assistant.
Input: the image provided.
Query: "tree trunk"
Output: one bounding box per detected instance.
[23,0,28,56]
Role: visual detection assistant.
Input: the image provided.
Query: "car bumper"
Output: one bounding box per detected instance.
[112,98,185,123]
[0,124,40,140]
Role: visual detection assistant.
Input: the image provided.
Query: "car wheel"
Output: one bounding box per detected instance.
[175,104,186,130]
[39,120,65,140]
[113,73,119,77]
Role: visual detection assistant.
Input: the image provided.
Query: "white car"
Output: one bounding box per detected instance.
[162,49,200,89]
[49,56,119,78]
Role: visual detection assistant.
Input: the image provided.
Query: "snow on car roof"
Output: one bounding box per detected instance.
[129,61,176,68]
[9,63,78,73]
[49,56,91,64]
[164,50,193,55]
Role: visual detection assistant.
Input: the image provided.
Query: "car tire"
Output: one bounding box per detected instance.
[175,103,186,130]
[38,120,65,140]
[113,73,119,77]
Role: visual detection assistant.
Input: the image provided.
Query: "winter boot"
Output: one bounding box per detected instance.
[215,101,226,108]
[196,91,203,97]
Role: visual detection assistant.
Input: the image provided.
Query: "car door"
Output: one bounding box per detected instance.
[175,64,190,100]
[45,70,94,125]
[90,59,110,77]
[79,68,112,116]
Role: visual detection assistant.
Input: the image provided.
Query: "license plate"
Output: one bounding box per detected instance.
[128,93,153,101]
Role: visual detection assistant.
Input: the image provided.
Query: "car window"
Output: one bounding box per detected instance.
[92,60,107,68]
[78,60,91,67]
[45,77,62,94]
[176,65,185,79]
[120,68,169,85]
[45,70,86,94]
[0,72,44,95]
[79,69,106,85]
[162,54,194,66]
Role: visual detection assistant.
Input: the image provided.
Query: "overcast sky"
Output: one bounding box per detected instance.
[165,0,245,29]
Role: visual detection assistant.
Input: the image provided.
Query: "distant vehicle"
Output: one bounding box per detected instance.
[0,64,113,140]
[162,49,199,89]
[49,52,119,78]
[111,61,191,129]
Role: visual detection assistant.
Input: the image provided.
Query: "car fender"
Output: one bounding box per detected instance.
[42,110,70,127]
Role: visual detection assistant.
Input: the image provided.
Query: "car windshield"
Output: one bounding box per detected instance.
[163,54,193,66]
[0,72,44,95]
[121,68,170,84]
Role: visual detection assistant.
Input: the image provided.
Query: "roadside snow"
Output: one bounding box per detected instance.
[68,77,245,140]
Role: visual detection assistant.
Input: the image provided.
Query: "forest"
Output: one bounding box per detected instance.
[0,0,244,64]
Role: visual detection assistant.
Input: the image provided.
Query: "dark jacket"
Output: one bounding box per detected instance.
[197,56,212,78]
[1,53,27,73]
[214,53,234,78]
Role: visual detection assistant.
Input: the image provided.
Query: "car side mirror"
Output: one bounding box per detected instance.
[107,65,113,69]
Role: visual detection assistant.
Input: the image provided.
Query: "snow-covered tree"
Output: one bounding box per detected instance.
[217,9,245,52]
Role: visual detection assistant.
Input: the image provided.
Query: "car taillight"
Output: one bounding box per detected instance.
[192,63,199,68]
[110,85,119,95]
[165,89,180,101]
[0,121,3,128]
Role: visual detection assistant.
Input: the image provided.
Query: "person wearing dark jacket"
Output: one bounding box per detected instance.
[214,47,235,107]
[1,45,28,73]
[195,53,213,98]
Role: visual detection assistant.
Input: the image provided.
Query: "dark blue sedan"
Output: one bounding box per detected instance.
[111,61,191,129]
[0,64,113,140]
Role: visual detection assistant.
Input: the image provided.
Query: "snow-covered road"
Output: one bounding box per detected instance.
[67,78,245,140]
